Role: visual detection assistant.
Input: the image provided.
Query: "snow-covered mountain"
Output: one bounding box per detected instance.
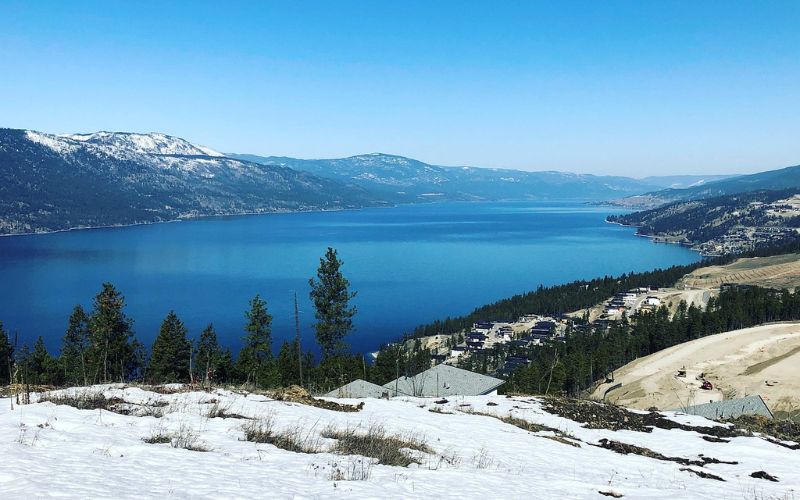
[230,153,670,202]
[0,129,382,234]
[3,384,797,498]
[63,131,224,158]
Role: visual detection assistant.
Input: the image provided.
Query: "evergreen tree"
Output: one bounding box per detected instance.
[216,348,235,383]
[61,305,89,386]
[0,322,12,384]
[86,283,139,382]
[237,295,277,387]
[148,311,192,383]
[276,339,312,387]
[371,343,405,385]
[309,247,357,360]
[30,336,56,385]
[197,323,225,384]
[16,343,31,385]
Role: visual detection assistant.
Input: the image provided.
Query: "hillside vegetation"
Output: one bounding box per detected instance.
[608,189,800,255]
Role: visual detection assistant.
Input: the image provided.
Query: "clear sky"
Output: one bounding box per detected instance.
[1,1,798,176]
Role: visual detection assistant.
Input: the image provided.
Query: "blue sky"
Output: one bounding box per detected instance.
[1,1,798,176]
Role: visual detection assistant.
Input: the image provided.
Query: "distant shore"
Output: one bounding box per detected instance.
[0,204,392,239]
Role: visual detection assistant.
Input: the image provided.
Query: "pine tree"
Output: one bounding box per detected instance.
[309,247,357,360]
[16,343,31,385]
[237,295,277,387]
[0,322,12,385]
[148,311,192,383]
[87,283,139,382]
[276,339,311,387]
[30,336,55,385]
[61,305,89,386]
[197,323,224,384]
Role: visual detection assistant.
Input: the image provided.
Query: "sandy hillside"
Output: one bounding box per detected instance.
[680,253,800,291]
[593,322,800,413]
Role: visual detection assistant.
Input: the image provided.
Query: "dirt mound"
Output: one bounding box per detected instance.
[272,385,363,412]
[730,415,800,446]
[542,396,741,438]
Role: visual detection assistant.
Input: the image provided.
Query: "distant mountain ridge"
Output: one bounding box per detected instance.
[0,128,381,234]
[638,174,736,190]
[229,152,679,202]
[611,165,800,208]
[1,126,780,235]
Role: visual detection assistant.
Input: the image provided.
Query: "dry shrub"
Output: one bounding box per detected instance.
[206,400,248,419]
[327,457,374,481]
[322,423,431,467]
[472,446,494,469]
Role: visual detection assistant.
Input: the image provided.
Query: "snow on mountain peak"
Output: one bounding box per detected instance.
[25,130,80,155]
[62,131,223,157]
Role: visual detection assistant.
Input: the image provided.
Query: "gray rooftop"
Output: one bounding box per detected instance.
[383,364,505,397]
[678,395,773,420]
[323,379,389,399]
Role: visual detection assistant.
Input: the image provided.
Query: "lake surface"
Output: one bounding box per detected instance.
[0,201,698,355]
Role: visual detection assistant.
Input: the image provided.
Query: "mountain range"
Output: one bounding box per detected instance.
[0,129,380,234]
[1,127,798,235]
[230,153,727,202]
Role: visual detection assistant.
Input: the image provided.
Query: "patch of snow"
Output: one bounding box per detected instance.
[1,386,797,498]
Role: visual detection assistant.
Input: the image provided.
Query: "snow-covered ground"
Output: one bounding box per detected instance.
[1,385,797,499]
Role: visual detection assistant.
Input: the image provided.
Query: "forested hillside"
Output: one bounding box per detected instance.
[0,129,383,234]
[608,189,800,255]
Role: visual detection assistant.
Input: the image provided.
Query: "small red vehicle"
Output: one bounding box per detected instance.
[700,380,713,390]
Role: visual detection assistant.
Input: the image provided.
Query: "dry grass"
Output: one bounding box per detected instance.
[143,424,209,452]
[38,391,123,411]
[322,423,431,467]
[242,416,322,454]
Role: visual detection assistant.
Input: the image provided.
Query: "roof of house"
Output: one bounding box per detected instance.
[678,395,773,420]
[383,364,505,397]
[323,379,389,399]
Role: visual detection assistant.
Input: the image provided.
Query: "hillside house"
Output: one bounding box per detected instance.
[473,321,493,334]
[644,296,661,306]
[324,379,389,399]
[450,346,467,359]
[383,364,505,397]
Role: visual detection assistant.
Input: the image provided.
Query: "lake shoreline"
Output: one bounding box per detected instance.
[0,198,623,239]
[0,204,395,239]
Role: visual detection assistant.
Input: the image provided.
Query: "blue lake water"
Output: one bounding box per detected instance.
[0,201,698,355]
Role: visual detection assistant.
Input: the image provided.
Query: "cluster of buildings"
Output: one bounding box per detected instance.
[448,316,564,362]
[696,226,799,256]
[602,287,662,319]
